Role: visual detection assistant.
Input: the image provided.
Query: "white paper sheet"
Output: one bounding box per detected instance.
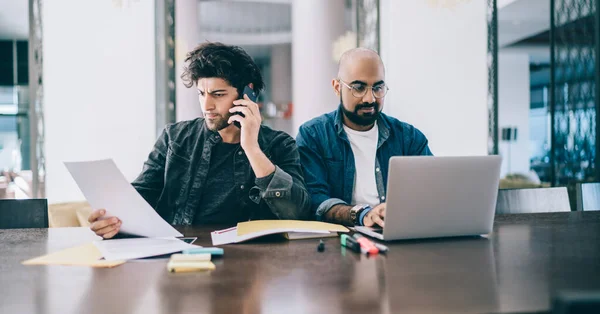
[211,227,240,246]
[93,238,195,261]
[65,159,183,238]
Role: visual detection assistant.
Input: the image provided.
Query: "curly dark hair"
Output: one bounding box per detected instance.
[181,42,265,97]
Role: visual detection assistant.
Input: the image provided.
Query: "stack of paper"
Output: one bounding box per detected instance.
[211,220,349,245]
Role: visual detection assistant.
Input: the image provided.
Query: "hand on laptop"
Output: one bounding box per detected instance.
[363,203,386,228]
[88,209,121,239]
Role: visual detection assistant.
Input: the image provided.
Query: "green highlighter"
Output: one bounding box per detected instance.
[340,234,361,253]
[182,247,224,256]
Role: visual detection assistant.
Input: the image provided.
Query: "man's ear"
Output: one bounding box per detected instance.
[332,79,340,97]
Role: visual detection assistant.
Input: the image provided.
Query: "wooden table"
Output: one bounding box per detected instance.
[1,212,599,314]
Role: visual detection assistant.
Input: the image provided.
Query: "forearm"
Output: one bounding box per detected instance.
[264,182,311,220]
[323,204,354,226]
[253,166,311,220]
[245,147,276,178]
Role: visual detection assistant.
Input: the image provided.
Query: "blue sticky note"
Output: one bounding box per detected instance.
[182,247,224,256]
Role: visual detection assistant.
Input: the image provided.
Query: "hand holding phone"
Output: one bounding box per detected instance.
[228,84,265,155]
[232,85,258,128]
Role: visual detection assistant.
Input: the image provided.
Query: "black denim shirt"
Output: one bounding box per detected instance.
[131,118,311,225]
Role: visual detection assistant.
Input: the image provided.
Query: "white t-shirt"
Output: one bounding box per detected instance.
[343,122,380,206]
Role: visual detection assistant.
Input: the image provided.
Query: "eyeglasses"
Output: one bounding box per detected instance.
[338,79,389,99]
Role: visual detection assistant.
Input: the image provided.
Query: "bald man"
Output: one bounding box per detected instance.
[296,48,432,228]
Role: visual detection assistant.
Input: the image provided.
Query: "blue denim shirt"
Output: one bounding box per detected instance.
[296,107,433,220]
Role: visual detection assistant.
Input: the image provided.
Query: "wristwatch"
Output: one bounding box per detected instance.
[350,204,370,226]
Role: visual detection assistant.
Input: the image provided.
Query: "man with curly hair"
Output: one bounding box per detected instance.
[88,42,311,238]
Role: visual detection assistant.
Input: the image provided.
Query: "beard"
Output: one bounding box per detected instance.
[340,93,380,126]
[204,113,232,131]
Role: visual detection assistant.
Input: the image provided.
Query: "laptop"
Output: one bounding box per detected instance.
[355,155,502,241]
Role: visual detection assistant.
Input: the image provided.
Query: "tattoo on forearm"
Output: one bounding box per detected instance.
[324,204,353,226]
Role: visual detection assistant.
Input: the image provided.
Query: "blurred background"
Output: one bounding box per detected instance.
[0,0,598,213]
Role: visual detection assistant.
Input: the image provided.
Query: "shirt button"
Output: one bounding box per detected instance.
[381,196,386,201]
[275,191,281,197]
[240,185,245,189]
[376,167,380,172]
[238,151,243,155]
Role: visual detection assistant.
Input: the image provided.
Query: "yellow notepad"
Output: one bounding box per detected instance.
[167,260,215,272]
[237,220,349,236]
[22,242,125,268]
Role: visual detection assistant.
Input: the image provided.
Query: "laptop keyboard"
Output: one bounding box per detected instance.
[371,227,383,234]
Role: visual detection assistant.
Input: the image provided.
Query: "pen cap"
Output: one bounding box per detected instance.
[340,234,351,246]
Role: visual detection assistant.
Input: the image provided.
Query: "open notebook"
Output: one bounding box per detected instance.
[211,220,349,245]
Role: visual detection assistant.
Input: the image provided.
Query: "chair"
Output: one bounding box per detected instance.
[496,187,571,214]
[576,182,600,211]
[0,199,49,229]
[48,201,93,227]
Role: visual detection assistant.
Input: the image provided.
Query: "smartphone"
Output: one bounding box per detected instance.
[232,85,258,128]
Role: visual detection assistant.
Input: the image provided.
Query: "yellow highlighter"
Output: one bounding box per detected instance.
[167,260,216,273]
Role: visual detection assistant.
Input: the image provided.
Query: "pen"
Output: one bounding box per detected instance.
[340,234,361,253]
[352,233,379,255]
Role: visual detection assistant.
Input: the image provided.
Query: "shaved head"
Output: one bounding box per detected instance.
[333,47,387,131]
[337,48,384,78]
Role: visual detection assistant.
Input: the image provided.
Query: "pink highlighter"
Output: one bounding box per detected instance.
[352,233,379,255]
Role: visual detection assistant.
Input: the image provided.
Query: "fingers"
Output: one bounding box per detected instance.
[228,114,244,126]
[228,111,260,127]
[375,203,386,217]
[371,213,385,228]
[363,215,375,227]
[229,105,253,117]
[102,225,121,239]
[233,97,261,117]
[372,202,386,212]
[96,221,121,238]
[91,216,119,233]
[88,209,106,223]
[373,203,386,227]
[243,94,261,117]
